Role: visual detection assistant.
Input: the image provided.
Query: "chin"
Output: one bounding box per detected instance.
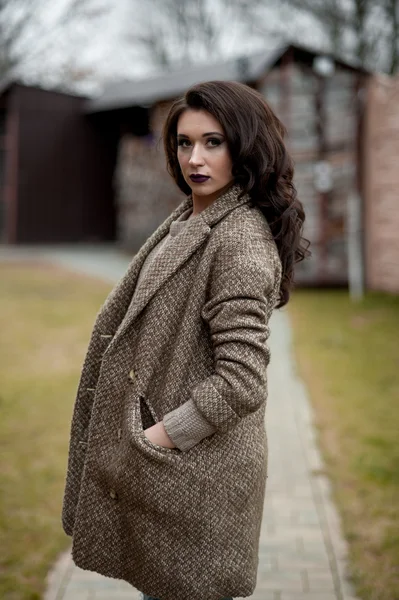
[195,187,216,196]
[197,184,225,197]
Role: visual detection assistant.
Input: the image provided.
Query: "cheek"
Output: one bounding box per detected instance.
[177,151,188,169]
[213,149,232,175]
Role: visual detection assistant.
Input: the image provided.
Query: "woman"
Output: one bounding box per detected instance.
[62,80,309,600]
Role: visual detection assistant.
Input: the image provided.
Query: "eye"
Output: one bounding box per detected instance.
[177,139,191,148]
[207,138,222,147]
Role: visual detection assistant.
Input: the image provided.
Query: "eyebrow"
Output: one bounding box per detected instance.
[177,132,224,138]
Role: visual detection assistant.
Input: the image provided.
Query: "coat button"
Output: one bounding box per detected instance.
[117,427,122,440]
[109,488,117,499]
[128,369,136,382]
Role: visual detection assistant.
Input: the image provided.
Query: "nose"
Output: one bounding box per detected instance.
[188,143,205,167]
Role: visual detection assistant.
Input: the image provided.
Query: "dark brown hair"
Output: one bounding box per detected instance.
[162,80,310,308]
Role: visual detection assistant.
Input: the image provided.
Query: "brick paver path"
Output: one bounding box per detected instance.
[0,245,358,600]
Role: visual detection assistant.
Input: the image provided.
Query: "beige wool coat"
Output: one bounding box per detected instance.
[62,183,282,600]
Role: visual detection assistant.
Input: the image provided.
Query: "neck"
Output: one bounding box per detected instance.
[191,180,235,217]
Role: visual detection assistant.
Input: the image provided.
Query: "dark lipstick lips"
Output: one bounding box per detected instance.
[189,175,210,183]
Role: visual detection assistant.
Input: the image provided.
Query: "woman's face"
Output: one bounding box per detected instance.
[176,108,234,202]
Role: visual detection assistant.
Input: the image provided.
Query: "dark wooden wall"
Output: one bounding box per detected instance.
[8,84,117,243]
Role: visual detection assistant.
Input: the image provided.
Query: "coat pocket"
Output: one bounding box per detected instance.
[139,395,156,429]
[136,395,182,456]
[118,421,212,590]
[122,396,210,519]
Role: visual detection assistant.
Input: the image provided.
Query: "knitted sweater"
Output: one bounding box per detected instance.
[131,205,217,451]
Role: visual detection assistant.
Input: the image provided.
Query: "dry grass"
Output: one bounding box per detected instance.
[288,289,399,600]
[0,262,113,600]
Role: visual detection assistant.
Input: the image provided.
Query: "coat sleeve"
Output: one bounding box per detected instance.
[163,256,279,451]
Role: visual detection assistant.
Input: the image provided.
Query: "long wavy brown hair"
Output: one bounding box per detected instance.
[162,80,310,308]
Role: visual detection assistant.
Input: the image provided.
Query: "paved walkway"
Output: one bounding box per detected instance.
[1,245,358,600]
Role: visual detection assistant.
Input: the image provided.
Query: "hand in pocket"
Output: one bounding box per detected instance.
[144,421,176,449]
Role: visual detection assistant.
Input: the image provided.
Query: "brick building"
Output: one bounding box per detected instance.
[364,75,399,293]
[2,44,399,293]
[87,43,371,287]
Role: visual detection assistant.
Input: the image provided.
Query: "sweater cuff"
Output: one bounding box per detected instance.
[163,398,217,451]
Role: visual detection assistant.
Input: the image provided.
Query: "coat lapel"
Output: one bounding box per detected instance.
[105,183,252,350]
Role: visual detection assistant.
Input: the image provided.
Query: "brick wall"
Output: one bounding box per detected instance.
[114,100,185,251]
[364,75,399,293]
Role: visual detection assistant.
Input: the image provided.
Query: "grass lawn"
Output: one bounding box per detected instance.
[288,289,399,600]
[0,262,113,600]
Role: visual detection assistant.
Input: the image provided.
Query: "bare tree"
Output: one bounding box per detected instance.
[229,0,346,51]
[125,0,281,70]
[350,0,378,66]
[383,0,399,74]
[282,0,399,73]
[230,0,398,74]
[0,0,107,86]
[283,0,349,54]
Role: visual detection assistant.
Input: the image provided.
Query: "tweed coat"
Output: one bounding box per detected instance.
[61,183,282,600]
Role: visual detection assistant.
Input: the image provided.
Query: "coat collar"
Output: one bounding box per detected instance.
[102,183,251,351]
